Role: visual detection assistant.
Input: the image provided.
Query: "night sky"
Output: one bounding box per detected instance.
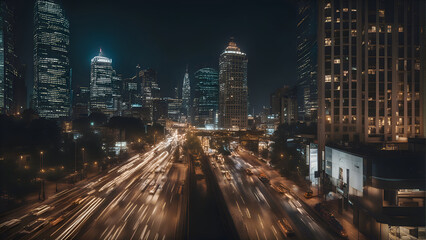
[13,0,297,113]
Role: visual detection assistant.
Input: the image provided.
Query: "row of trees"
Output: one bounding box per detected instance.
[269,123,316,180]
[0,111,165,201]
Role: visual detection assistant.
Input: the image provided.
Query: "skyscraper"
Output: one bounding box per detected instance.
[181,66,191,120]
[89,49,121,117]
[33,0,70,119]
[140,68,159,122]
[0,1,20,115]
[193,68,219,127]
[318,0,424,148]
[296,0,318,122]
[218,39,248,130]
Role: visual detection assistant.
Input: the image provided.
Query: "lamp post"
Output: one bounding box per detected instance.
[81,147,85,179]
[39,151,45,200]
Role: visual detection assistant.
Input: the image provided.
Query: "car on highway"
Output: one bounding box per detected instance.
[225,171,233,180]
[0,219,21,232]
[50,216,64,226]
[149,184,158,194]
[19,218,49,235]
[245,168,253,175]
[304,189,314,199]
[31,205,51,216]
[277,218,295,237]
[271,183,286,194]
[258,173,270,184]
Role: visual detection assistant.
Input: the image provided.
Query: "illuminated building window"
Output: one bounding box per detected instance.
[351,29,357,36]
[387,25,392,33]
[325,38,332,46]
[343,8,348,12]
[351,9,356,12]
[325,75,332,82]
[334,59,341,64]
[325,17,332,23]
[398,26,404,32]
[325,3,331,9]
[378,10,385,17]
[368,26,376,33]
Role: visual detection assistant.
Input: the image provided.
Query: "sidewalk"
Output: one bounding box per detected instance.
[240,150,367,240]
[276,177,367,240]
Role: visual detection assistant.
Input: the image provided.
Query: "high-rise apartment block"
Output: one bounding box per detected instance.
[318,0,424,148]
[218,39,248,130]
[33,0,70,119]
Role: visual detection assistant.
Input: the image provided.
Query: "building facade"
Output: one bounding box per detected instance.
[218,39,248,130]
[296,0,318,123]
[271,86,298,125]
[318,0,424,150]
[72,86,89,119]
[33,0,70,119]
[193,68,219,127]
[89,50,121,117]
[0,1,21,115]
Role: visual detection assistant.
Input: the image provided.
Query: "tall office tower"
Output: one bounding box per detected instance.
[33,0,70,119]
[181,66,191,119]
[0,1,21,115]
[318,0,424,151]
[296,0,318,123]
[218,39,248,130]
[193,68,219,127]
[89,49,121,117]
[138,68,158,122]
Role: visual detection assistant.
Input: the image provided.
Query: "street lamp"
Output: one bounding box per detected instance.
[39,151,45,200]
[81,147,85,179]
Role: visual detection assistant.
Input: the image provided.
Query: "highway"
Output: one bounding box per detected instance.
[207,148,337,240]
[0,133,187,240]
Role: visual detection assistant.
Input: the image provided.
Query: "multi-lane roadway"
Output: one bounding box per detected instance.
[0,134,187,240]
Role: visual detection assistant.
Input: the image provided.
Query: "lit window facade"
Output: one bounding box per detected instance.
[193,68,219,127]
[89,50,121,117]
[218,39,248,130]
[318,0,424,146]
[33,0,70,119]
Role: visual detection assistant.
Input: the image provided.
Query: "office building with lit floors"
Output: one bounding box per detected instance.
[89,50,121,117]
[32,0,71,119]
[318,0,424,150]
[193,68,219,128]
[218,39,248,130]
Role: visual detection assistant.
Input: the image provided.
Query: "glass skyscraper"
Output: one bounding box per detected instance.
[0,1,19,115]
[296,0,318,122]
[90,49,121,117]
[181,66,191,119]
[33,0,70,119]
[218,39,248,130]
[193,68,219,127]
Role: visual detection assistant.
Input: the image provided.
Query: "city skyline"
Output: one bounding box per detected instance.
[0,1,424,240]
[10,0,297,113]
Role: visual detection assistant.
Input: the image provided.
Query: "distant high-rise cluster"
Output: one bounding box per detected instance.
[33,0,70,119]
[218,39,248,130]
